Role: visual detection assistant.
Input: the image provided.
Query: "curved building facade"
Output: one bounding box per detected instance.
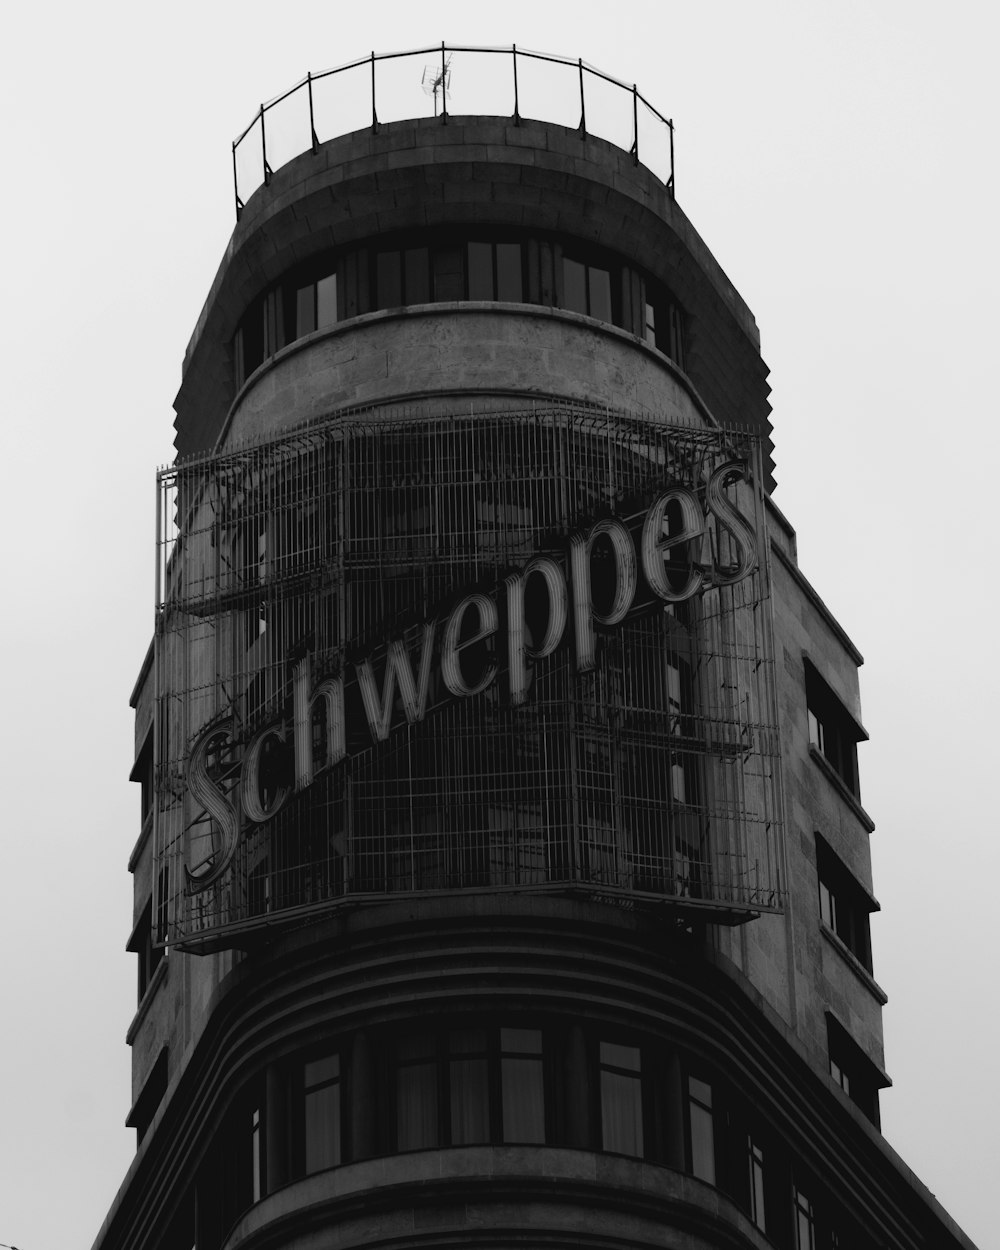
[99,68,977,1250]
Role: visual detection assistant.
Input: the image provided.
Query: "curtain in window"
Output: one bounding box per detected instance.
[600,1042,643,1156]
[449,1030,489,1144]
[397,1037,438,1150]
[501,1027,545,1142]
[304,1071,341,1172]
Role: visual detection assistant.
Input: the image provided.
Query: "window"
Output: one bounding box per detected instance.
[561,254,614,322]
[795,1187,816,1250]
[132,729,154,826]
[295,270,338,336]
[500,1027,545,1143]
[303,1052,342,1173]
[468,240,524,301]
[126,1048,167,1145]
[128,884,166,1003]
[826,1014,886,1127]
[805,660,864,799]
[219,1090,266,1233]
[747,1135,767,1233]
[393,1025,547,1152]
[815,835,875,972]
[449,1029,491,1144]
[251,1106,263,1203]
[432,244,464,301]
[829,1054,850,1097]
[643,282,685,367]
[686,1075,715,1184]
[262,288,284,358]
[599,1040,643,1157]
[231,231,686,397]
[396,1034,440,1150]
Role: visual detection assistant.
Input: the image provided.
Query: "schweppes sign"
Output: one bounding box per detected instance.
[182,458,757,891]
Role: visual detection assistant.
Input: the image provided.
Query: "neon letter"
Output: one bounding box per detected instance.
[241,722,291,824]
[185,719,240,890]
[570,517,637,672]
[293,654,346,790]
[356,621,437,742]
[506,556,568,706]
[441,593,499,697]
[706,460,757,586]
[641,486,705,603]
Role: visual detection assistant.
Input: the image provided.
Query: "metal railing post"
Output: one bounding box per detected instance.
[232,142,243,222]
[260,104,272,185]
[307,71,318,152]
[371,51,378,131]
[226,48,677,213]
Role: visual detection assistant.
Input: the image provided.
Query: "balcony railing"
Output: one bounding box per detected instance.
[233,43,675,220]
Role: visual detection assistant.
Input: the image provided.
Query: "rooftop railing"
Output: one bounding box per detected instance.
[233,43,675,221]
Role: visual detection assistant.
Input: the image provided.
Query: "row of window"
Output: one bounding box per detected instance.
[157,1020,872,1250]
[233,230,687,390]
[803,658,883,1127]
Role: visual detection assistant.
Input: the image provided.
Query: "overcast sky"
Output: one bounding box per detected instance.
[1,2,996,1247]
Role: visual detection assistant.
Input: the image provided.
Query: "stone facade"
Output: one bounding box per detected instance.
[96,110,977,1250]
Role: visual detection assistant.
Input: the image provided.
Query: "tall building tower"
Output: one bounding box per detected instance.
[97,49,977,1250]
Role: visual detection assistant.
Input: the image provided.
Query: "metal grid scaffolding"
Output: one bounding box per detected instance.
[153,400,784,950]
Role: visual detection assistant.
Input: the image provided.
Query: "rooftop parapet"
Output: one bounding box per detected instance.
[233,43,675,218]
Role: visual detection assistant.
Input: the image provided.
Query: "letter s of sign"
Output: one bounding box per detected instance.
[185,719,240,891]
[705,460,758,586]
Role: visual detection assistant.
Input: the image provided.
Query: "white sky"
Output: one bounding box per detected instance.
[1,3,996,1247]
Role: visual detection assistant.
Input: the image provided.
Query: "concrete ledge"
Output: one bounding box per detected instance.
[224,1146,773,1250]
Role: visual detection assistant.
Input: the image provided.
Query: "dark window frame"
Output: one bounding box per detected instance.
[815,834,876,972]
[230,228,676,395]
[598,1038,644,1157]
[804,659,865,799]
[825,1013,887,1128]
[295,1048,344,1176]
[127,886,167,1003]
[389,1022,549,1153]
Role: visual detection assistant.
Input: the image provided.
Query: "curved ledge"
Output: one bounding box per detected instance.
[224,1146,771,1250]
[218,300,716,452]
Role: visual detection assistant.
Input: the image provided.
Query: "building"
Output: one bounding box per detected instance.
[95,48,977,1250]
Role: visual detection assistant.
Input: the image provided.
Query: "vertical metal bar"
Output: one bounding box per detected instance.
[668,118,675,197]
[578,59,586,137]
[155,471,163,616]
[371,51,378,131]
[153,474,163,939]
[232,142,242,222]
[307,71,318,151]
[512,45,520,124]
[631,84,639,163]
[441,41,448,124]
[260,104,271,185]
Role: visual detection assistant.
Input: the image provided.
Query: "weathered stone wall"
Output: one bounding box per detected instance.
[224,303,713,446]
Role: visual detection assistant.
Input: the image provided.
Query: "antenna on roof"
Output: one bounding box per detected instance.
[421,55,453,117]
